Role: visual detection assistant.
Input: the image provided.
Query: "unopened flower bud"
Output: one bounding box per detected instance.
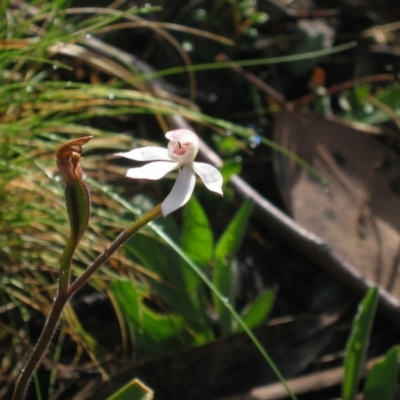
[56,136,92,244]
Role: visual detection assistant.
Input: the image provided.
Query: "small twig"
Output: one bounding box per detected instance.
[218,54,287,106]
[289,73,397,108]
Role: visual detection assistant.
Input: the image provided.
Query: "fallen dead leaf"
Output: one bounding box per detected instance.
[273,110,400,298]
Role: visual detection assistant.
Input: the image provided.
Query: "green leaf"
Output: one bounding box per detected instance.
[236,286,278,333]
[110,280,193,353]
[125,232,213,342]
[213,198,254,336]
[214,198,254,264]
[181,196,213,267]
[220,159,242,184]
[342,287,379,400]
[106,378,153,400]
[341,83,400,126]
[212,134,242,156]
[364,346,400,400]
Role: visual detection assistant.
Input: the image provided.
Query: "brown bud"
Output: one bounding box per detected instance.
[56,136,93,184]
[56,136,92,247]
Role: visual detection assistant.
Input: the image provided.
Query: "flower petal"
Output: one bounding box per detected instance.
[193,162,223,195]
[115,147,170,161]
[162,165,196,216]
[126,161,178,180]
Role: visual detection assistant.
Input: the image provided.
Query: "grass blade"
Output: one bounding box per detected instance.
[342,287,379,400]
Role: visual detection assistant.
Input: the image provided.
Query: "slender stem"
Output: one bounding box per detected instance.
[68,203,162,297]
[12,204,162,400]
[58,235,75,294]
[12,294,69,400]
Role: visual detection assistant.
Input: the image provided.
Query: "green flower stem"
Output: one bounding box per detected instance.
[12,204,162,400]
[68,203,162,297]
[58,234,76,295]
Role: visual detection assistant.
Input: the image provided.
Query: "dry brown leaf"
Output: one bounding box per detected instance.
[273,110,400,298]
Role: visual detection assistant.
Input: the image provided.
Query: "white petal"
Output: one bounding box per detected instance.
[115,147,170,161]
[162,165,196,216]
[193,162,223,195]
[126,161,178,180]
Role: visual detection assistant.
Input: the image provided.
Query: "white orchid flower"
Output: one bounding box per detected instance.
[116,129,223,216]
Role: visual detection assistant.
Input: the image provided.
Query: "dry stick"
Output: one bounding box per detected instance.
[218,356,381,400]
[217,54,287,106]
[289,73,397,108]
[12,205,162,400]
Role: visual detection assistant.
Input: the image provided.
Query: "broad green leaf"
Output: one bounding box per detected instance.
[181,196,213,267]
[107,378,153,400]
[125,230,213,342]
[342,287,379,400]
[214,198,254,265]
[213,198,254,336]
[236,286,278,333]
[130,194,201,295]
[110,280,195,353]
[364,346,400,400]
